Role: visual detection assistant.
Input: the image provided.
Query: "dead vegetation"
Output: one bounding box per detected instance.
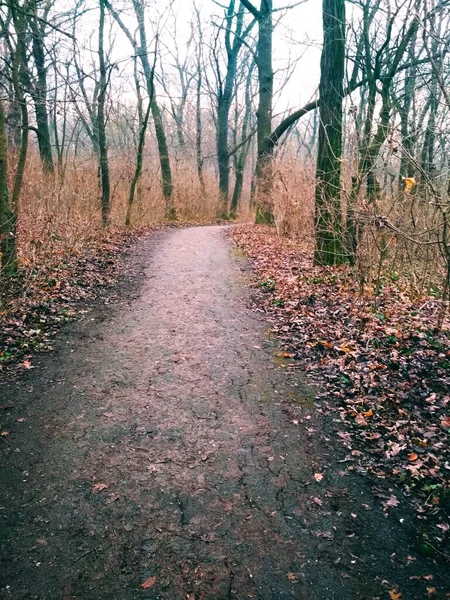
[229,222,450,559]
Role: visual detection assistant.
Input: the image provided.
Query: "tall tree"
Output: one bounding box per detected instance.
[96,0,111,227]
[0,99,16,274]
[314,0,346,266]
[212,1,255,215]
[28,0,54,174]
[240,0,274,222]
[105,0,175,219]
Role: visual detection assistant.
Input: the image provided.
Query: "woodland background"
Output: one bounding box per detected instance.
[0,0,449,305]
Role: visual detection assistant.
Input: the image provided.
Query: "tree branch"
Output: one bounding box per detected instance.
[239,0,260,20]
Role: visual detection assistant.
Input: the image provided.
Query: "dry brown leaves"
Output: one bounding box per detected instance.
[0,230,140,374]
[229,225,450,557]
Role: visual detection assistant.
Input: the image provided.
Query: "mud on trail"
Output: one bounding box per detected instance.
[1,226,448,600]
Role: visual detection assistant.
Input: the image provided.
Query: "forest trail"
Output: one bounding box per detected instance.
[0,226,446,600]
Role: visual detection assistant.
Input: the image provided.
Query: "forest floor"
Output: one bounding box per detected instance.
[0,225,449,600]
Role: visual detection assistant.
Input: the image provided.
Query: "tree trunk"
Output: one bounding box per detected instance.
[29,1,54,175]
[398,27,418,179]
[126,99,152,226]
[97,0,110,227]
[314,0,346,266]
[196,60,206,196]
[0,100,16,275]
[215,2,247,216]
[132,0,174,219]
[254,0,274,223]
[231,59,254,215]
[10,2,29,215]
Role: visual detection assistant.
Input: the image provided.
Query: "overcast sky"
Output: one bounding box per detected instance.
[69,0,324,116]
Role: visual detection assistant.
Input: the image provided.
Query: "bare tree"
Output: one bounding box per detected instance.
[314,0,346,266]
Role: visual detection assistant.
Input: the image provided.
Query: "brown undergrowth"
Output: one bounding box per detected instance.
[1,152,223,374]
[229,224,450,559]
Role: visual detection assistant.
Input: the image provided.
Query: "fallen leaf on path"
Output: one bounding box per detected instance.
[22,360,33,369]
[440,417,450,429]
[313,473,323,482]
[106,493,120,504]
[92,483,108,492]
[355,414,367,426]
[1,431,10,436]
[287,572,298,583]
[408,453,418,462]
[383,495,400,510]
[389,589,402,600]
[313,497,323,506]
[141,576,157,589]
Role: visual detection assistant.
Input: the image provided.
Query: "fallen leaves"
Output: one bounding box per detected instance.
[228,225,450,554]
[0,232,137,375]
[389,589,402,600]
[141,576,157,589]
[92,483,108,492]
[355,414,367,427]
[313,473,323,482]
[383,495,400,511]
[440,416,450,429]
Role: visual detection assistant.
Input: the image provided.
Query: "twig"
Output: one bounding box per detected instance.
[74,547,97,563]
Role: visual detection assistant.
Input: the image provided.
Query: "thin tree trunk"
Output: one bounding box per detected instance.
[0,100,16,274]
[231,60,255,215]
[196,60,206,196]
[97,0,110,227]
[126,99,152,226]
[10,3,29,213]
[132,0,174,219]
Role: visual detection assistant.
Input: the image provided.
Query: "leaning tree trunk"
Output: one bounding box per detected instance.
[314,0,346,266]
[132,0,174,220]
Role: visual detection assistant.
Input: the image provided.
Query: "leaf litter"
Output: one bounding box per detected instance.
[229,225,450,558]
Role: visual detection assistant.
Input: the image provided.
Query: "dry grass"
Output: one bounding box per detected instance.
[4,148,448,304]
[13,152,220,277]
[272,156,315,243]
[269,154,446,298]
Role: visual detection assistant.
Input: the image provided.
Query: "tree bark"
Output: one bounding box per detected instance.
[96,0,110,227]
[314,0,346,266]
[0,99,16,274]
[29,0,54,175]
[131,0,174,219]
[231,59,255,215]
[240,0,274,223]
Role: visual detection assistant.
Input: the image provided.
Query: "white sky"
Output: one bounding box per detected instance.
[67,0,324,116]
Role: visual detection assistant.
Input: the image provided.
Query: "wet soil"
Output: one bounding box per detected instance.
[1,226,448,600]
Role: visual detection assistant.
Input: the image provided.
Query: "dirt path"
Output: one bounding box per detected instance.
[1,226,448,600]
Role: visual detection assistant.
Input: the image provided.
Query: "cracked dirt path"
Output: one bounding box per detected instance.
[1,226,447,600]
